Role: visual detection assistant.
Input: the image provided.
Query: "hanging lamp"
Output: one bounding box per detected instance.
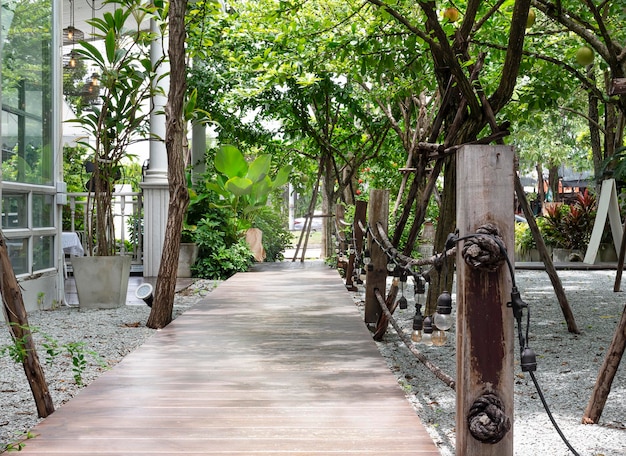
[63,0,84,45]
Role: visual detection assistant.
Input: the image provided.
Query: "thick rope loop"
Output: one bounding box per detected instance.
[461,224,506,272]
[467,392,511,444]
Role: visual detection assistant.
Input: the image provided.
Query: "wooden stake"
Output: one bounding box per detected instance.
[456,145,514,456]
[365,189,389,324]
[582,303,626,423]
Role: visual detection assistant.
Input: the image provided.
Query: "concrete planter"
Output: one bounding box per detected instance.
[177,243,199,278]
[71,256,131,309]
[552,248,584,263]
[599,243,618,263]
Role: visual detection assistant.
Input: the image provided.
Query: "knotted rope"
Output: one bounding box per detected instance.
[461,224,506,272]
[467,392,511,444]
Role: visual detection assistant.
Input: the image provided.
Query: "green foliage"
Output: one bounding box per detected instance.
[252,207,293,262]
[1,324,106,386]
[514,221,536,254]
[541,191,597,250]
[192,233,254,280]
[68,0,164,256]
[2,431,35,453]
[207,144,292,231]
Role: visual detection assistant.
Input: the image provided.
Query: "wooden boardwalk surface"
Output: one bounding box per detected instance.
[19,262,441,455]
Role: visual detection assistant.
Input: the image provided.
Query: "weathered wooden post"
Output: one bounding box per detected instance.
[353,200,368,258]
[365,189,389,325]
[456,145,515,456]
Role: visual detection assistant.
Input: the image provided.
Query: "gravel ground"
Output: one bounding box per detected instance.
[1,270,625,455]
[351,269,626,456]
[0,279,219,451]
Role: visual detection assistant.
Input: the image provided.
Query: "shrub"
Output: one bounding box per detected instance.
[189,210,254,280]
[252,207,293,262]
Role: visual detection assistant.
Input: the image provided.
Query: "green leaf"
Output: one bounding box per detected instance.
[247,155,271,183]
[271,165,292,188]
[105,28,116,64]
[215,145,248,178]
[225,176,253,196]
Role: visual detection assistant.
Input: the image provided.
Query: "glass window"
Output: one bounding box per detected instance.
[1,0,53,186]
[6,238,28,275]
[33,235,54,271]
[32,193,55,228]
[1,192,28,229]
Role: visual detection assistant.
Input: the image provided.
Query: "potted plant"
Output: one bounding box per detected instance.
[543,191,596,262]
[68,1,162,308]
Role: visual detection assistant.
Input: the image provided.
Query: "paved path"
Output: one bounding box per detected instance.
[20,262,440,455]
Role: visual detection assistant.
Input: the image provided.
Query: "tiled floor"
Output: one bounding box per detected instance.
[23,262,440,455]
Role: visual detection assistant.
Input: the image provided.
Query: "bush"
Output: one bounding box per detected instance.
[191,238,254,280]
[542,191,596,250]
[252,207,293,262]
[191,215,253,280]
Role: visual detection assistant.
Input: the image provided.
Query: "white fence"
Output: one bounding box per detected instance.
[66,191,143,266]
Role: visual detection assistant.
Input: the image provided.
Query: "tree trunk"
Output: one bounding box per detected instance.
[536,162,545,212]
[147,0,189,329]
[514,173,580,334]
[0,236,54,418]
[583,303,626,424]
[425,155,455,316]
[547,165,559,202]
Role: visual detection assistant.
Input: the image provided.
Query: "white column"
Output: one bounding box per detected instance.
[141,19,169,277]
[191,122,206,184]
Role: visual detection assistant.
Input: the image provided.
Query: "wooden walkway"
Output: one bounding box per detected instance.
[19,262,441,455]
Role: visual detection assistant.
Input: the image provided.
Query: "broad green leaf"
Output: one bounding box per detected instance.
[271,165,292,189]
[247,155,271,183]
[225,176,253,196]
[215,145,248,178]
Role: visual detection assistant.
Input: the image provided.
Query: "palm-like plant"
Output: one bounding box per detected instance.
[69,1,165,256]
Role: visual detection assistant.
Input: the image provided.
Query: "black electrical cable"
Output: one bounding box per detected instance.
[451,231,583,456]
[359,224,584,455]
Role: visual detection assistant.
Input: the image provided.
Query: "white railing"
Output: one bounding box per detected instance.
[66,191,143,266]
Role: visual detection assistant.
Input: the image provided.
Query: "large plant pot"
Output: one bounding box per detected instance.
[177,243,199,278]
[71,256,132,309]
[552,248,584,263]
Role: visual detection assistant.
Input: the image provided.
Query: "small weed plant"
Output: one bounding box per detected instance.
[1,323,107,386]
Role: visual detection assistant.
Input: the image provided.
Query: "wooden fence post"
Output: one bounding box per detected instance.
[353,200,368,258]
[456,145,515,456]
[365,189,389,324]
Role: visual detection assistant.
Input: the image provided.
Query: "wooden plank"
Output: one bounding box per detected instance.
[456,145,515,456]
[17,262,440,455]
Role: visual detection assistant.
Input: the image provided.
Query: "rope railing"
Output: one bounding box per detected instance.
[373,288,456,390]
[342,218,581,456]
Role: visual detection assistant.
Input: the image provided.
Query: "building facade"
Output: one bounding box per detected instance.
[1,0,64,311]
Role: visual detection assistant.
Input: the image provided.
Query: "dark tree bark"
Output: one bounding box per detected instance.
[147,0,190,329]
[0,236,54,418]
[583,303,626,424]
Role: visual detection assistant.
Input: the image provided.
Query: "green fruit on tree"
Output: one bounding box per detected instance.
[443,7,459,22]
[526,9,536,28]
[300,175,309,183]
[576,46,594,66]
